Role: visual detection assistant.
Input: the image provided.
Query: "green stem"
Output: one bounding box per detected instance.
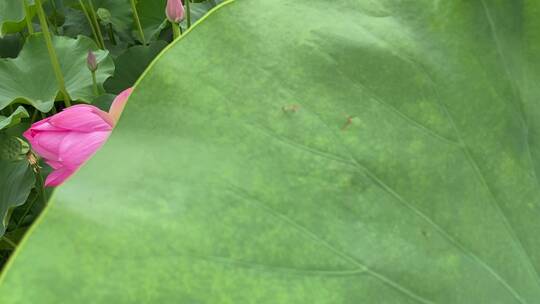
[186,0,191,28]
[87,0,106,49]
[33,164,48,206]
[23,0,34,34]
[35,0,71,108]
[14,192,39,231]
[129,0,146,45]
[107,23,116,45]
[14,167,48,232]
[171,22,181,39]
[31,108,39,122]
[49,0,59,34]
[1,237,16,249]
[78,0,102,49]
[91,71,99,96]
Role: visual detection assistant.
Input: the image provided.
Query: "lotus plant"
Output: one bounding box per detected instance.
[23,88,133,187]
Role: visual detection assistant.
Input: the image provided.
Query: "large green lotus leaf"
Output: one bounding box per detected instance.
[0,158,34,237]
[2,0,540,303]
[0,33,114,112]
[0,0,35,37]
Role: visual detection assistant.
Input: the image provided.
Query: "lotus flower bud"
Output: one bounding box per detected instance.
[166,0,185,23]
[23,88,133,187]
[87,50,98,72]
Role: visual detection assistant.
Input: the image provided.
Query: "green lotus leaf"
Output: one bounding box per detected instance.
[1,0,540,303]
[0,34,23,59]
[0,106,29,131]
[0,157,34,237]
[0,0,35,37]
[0,33,114,112]
[136,0,167,41]
[104,40,167,94]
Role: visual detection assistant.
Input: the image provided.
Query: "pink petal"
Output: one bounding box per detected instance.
[29,134,62,162]
[166,0,185,23]
[58,130,111,169]
[46,160,63,170]
[45,167,75,187]
[23,119,58,142]
[109,88,133,123]
[30,119,59,132]
[49,105,112,132]
[23,128,35,143]
[35,131,69,157]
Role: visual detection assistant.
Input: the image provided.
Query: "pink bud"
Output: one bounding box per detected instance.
[23,88,133,187]
[166,0,185,23]
[87,50,97,72]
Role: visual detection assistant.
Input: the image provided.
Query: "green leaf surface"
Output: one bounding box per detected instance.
[104,40,167,94]
[2,0,540,303]
[62,7,90,38]
[0,106,29,131]
[0,33,114,112]
[0,35,23,59]
[0,0,34,37]
[137,0,167,42]
[0,159,34,237]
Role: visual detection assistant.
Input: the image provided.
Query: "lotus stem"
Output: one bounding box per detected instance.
[14,190,39,231]
[23,0,34,34]
[87,0,106,49]
[171,22,181,39]
[129,0,146,45]
[1,236,16,249]
[186,0,191,28]
[35,0,71,108]
[49,0,59,34]
[91,71,99,96]
[78,0,102,49]
[31,108,39,122]
[107,24,116,45]
[36,167,47,205]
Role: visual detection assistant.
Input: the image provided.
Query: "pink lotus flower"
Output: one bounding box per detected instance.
[165,0,185,23]
[24,88,133,187]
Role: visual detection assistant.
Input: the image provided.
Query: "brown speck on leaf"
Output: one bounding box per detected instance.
[282,104,300,113]
[342,116,354,130]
